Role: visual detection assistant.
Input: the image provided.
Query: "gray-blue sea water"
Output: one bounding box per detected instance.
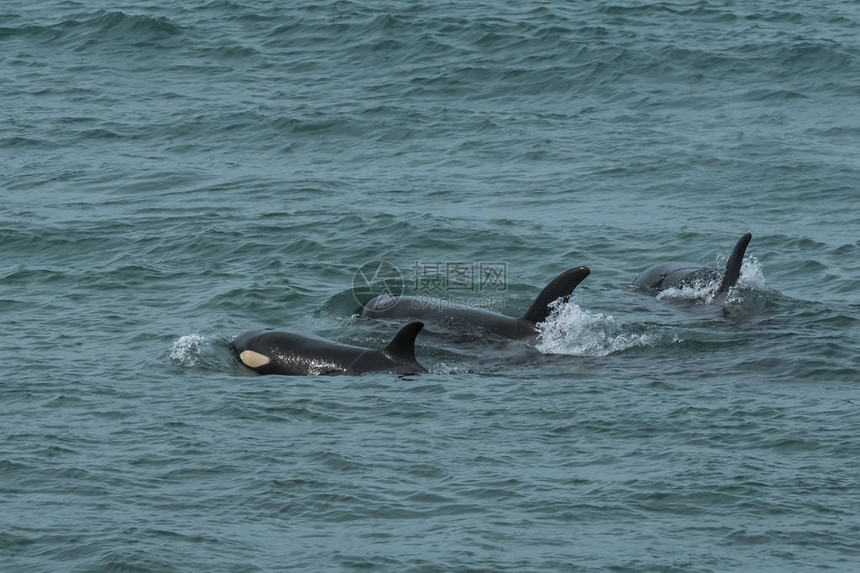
[2,1,859,571]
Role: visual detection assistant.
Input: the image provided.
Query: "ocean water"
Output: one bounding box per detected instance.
[2,1,859,571]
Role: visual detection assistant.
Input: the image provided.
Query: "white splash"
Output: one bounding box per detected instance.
[535,301,655,356]
[170,334,206,367]
[737,256,766,289]
[655,258,766,304]
[656,280,718,303]
[431,362,466,375]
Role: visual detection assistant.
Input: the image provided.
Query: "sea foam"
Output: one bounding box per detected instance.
[536,301,655,356]
[169,334,206,367]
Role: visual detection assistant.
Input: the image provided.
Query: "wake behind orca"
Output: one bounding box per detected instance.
[633,232,752,303]
[230,321,427,376]
[361,266,590,339]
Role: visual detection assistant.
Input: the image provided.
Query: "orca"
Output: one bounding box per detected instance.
[230,321,427,376]
[360,266,590,340]
[633,232,752,303]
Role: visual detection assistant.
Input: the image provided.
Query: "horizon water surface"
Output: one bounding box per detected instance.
[2,1,859,572]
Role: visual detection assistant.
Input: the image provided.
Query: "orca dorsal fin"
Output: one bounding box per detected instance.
[716,232,752,295]
[382,321,424,363]
[521,266,590,325]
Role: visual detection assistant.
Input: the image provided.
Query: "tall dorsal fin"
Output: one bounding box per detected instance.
[521,266,590,325]
[382,321,424,363]
[716,232,752,295]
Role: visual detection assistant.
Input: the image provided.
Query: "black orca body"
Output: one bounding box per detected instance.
[633,233,752,303]
[361,266,590,340]
[230,321,427,376]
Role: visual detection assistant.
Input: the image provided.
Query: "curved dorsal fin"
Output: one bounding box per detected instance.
[717,232,752,295]
[382,321,424,363]
[521,266,590,325]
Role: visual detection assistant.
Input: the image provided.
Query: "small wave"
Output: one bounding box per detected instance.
[90,11,183,39]
[536,301,656,356]
[20,11,185,51]
[169,334,207,367]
